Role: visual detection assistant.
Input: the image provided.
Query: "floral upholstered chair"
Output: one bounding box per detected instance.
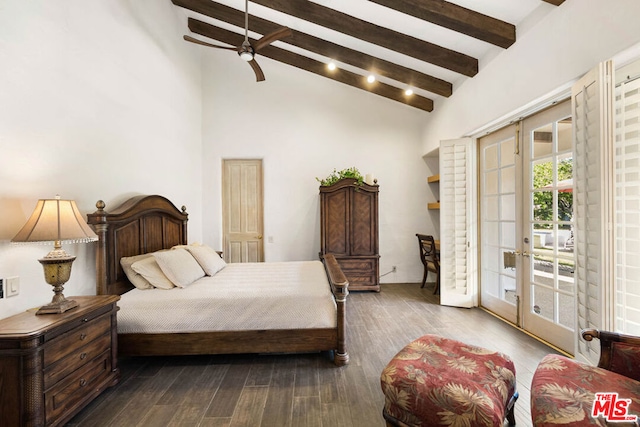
[531,329,640,426]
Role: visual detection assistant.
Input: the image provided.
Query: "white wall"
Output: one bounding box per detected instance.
[200,51,433,283]
[421,0,640,153]
[0,1,202,318]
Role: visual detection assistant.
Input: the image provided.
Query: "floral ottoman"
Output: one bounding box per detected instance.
[380,334,518,426]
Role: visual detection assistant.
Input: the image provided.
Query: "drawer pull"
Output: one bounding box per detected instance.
[80,352,87,360]
[79,379,87,387]
[80,333,87,340]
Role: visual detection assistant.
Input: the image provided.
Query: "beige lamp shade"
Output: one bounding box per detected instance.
[12,196,98,314]
[12,197,98,247]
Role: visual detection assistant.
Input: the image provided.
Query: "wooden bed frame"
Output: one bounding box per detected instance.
[86,195,349,366]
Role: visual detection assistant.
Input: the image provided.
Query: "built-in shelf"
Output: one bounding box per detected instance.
[428,175,440,210]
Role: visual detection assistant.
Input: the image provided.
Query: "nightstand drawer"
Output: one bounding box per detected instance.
[44,349,112,424]
[44,314,111,366]
[44,333,111,389]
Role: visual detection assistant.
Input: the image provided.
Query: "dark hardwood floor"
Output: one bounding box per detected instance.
[67,283,558,427]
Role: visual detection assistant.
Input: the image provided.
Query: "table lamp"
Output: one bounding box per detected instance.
[12,196,98,314]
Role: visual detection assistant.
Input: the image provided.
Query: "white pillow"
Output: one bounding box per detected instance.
[154,248,205,288]
[184,245,226,276]
[131,257,175,290]
[120,253,154,290]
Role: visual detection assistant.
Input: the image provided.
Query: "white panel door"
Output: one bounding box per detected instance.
[222,159,264,263]
[439,138,477,308]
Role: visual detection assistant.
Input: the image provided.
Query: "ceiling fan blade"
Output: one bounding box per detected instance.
[248,58,266,82]
[183,35,237,51]
[253,27,293,52]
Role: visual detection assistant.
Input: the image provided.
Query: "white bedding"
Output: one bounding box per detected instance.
[117,260,337,334]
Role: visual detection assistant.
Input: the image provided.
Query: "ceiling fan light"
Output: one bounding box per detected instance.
[239,50,254,61]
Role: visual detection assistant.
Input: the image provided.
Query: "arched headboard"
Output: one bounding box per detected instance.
[86,195,188,295]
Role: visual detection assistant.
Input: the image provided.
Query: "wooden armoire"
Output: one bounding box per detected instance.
[320,178,380,291]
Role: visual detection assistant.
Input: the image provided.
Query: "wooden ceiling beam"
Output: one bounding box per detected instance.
[252,0,477,76]
[183,24,434,112]
[542,0,565,5]
[181,2,451,97]
[367,0,515,49]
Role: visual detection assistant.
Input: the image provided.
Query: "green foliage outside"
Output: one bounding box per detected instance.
[533,158,573,229]
[316,167,364,186]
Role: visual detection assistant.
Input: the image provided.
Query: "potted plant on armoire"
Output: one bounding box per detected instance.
[318,168,380,291]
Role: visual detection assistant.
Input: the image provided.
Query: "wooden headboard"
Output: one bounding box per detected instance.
[86,195,188,296]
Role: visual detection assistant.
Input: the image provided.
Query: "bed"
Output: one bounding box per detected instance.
[86,194,349,366]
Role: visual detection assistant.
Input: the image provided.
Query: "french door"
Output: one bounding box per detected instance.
[521,100,575,353]
[480,100,576,354]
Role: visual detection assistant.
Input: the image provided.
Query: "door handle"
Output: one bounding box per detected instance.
[256,235,263,239]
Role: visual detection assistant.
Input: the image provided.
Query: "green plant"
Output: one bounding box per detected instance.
[316,167,364,186]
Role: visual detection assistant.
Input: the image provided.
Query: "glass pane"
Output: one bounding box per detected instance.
[533,191,553,222]
[533,159,553,189]
[501,194,515,221]
[484,270,500,297]
[502,275,516,304]
[501,222,516,248]
[484,195,499,221]
[483,245,500,271]
[557,192,573,222]
[532,124,553,158]
[484,144,498,170]
[533,224,552,248]
[501,138,515,167]
[484,221,499,246]
[557,118,572,152]
[485,170,498,194]
[558,292,575,328]
[501,166,515,193]
[532,252,551,284]
[532,285,555,322]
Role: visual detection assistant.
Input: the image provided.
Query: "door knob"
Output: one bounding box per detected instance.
[256,235,263,239]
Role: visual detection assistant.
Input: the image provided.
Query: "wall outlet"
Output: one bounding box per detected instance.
[6,276,19,297]
[392,266,397,273]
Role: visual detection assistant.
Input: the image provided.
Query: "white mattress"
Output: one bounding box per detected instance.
[117,260,337,334]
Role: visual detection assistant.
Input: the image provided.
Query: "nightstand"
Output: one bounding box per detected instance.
[0,295,120,427]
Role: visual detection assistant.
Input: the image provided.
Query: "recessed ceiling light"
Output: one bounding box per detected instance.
[327,61,337,71]
[367,74,376,83]
[405,88,414,96]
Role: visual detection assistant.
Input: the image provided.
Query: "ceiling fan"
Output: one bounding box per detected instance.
[184,0,292,82]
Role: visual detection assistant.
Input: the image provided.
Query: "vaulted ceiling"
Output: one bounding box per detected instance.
[171,0,565,112]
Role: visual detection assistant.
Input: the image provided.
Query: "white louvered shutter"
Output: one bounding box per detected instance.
[614,72,640,335]
[439,138,477,308]
[572,61,615,365]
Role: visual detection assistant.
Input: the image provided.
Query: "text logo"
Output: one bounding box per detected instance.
[592,392,638,422]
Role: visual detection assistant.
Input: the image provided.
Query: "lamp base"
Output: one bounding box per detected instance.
[36,297,78,315]
[37,254,78,315]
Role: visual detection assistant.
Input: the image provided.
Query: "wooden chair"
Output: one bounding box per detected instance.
[416,233,440,294]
